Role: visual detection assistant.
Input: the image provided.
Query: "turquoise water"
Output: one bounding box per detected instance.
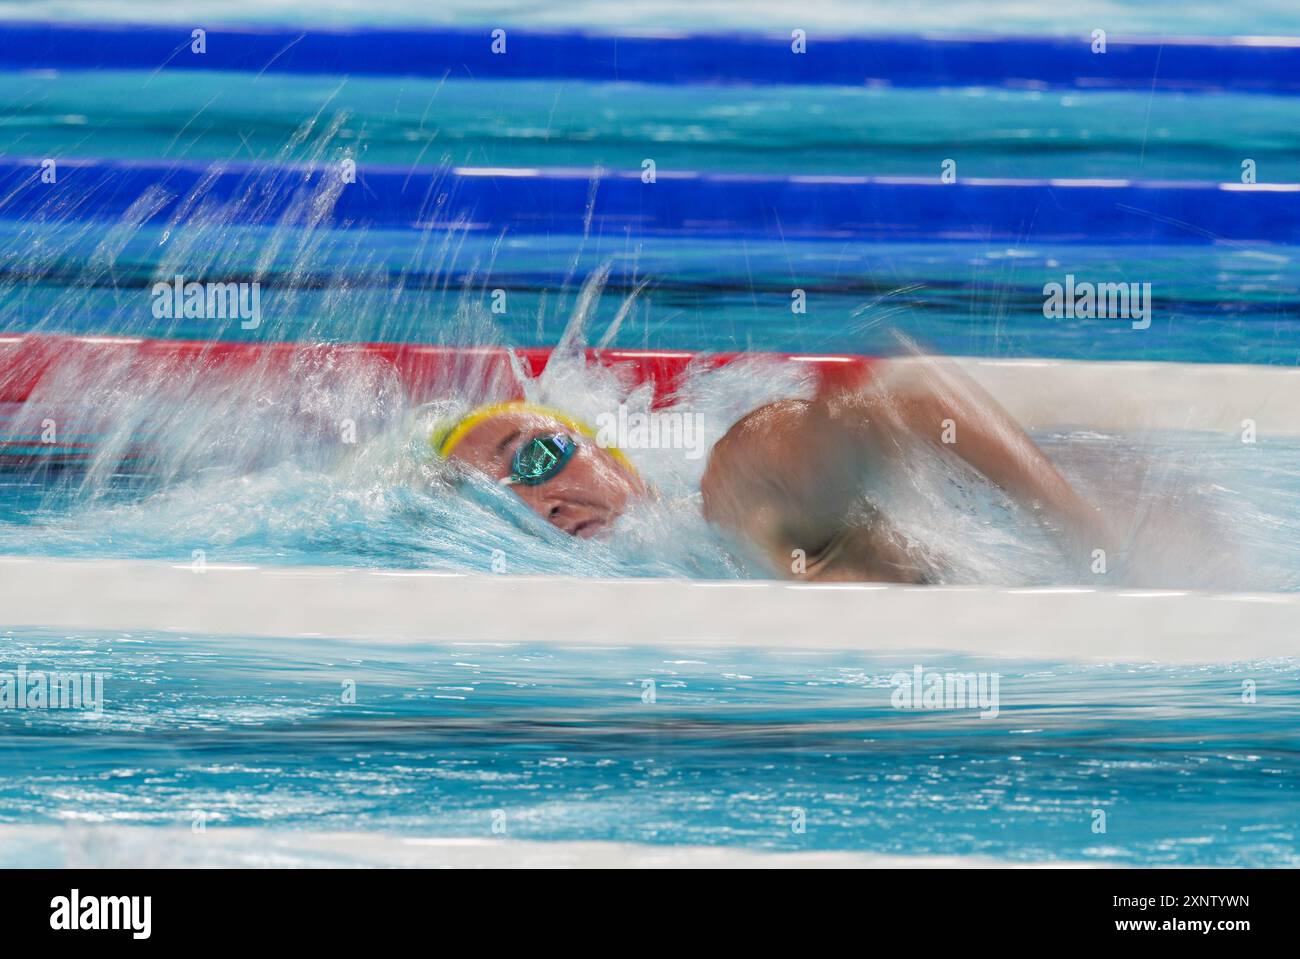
[5,73,1300,181]
[1,629,1297,866]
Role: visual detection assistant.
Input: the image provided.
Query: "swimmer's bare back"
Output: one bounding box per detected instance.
[700,356,1113,583]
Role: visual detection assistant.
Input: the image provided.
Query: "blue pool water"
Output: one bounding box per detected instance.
[3,0,1299,37]
[2,629,1297,866]
[5,229,1300,363]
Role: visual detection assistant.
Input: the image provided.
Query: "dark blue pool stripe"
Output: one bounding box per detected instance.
[3,158,1298,244]
[1,21,1299,93]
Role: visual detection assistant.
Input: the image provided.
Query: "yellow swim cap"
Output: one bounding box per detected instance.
[431,400,637,475]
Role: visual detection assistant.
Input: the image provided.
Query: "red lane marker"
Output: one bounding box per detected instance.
[0,335,877,407]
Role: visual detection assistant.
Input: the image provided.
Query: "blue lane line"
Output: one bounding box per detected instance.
[1,22,1299,93]
[2,158,1297,244]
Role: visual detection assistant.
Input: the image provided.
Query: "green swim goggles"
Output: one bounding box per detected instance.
[507,432,578,486]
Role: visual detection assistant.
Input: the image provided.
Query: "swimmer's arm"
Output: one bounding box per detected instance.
[840,359,1111,550]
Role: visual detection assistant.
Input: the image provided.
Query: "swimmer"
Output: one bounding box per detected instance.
[432,358,1111,582]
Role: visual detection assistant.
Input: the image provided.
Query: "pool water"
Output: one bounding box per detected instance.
[3,0,1299,38]
[6,73,1300,182]
[6,225,1300,364]
[2,628,1297,867]
[3,70,1299,366]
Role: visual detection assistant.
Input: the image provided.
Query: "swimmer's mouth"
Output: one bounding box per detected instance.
[569,517,606,538]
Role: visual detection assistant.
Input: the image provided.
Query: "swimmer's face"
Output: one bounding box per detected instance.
[446,410,645,538]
